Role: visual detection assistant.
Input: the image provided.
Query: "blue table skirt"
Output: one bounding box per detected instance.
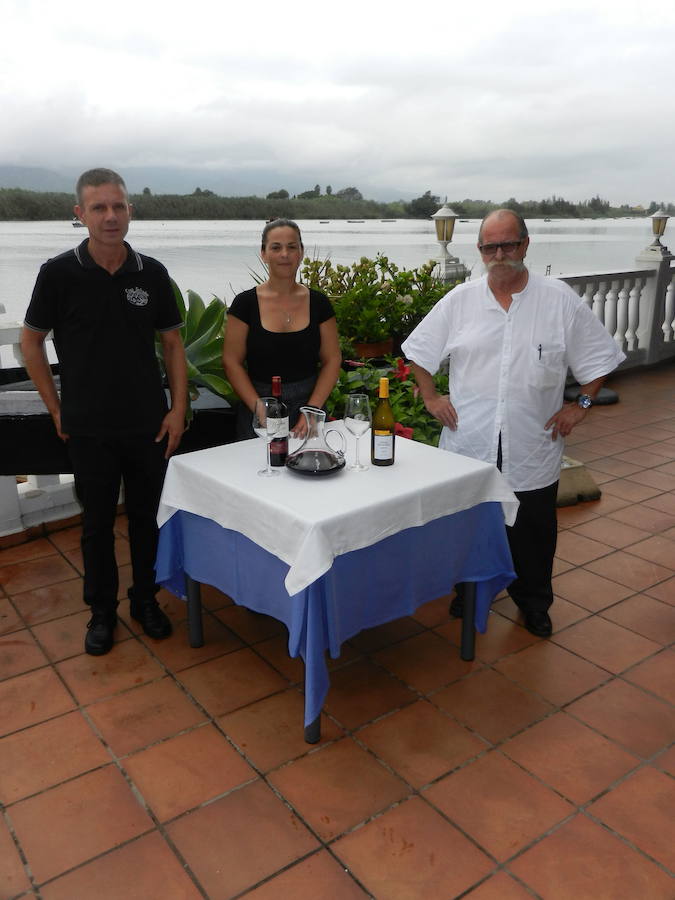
[156,502,515,726]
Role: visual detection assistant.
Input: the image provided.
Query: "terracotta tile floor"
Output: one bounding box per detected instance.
[1,364,674,900]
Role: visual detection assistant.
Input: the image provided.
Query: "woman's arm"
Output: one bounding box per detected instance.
[306,317,342,409]
[222,315,259,412]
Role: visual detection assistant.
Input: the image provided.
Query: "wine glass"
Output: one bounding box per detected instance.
[253,397,281,477]
[344,393,371,471]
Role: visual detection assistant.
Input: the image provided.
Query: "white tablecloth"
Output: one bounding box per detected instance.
[158,428,519,596]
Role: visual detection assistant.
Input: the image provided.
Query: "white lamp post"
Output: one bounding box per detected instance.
[431,204,468,282]
[637,209,673,262]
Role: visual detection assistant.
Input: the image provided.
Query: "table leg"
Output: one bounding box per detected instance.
[304,715,321,744]
[185,574,204,648]
[459,582,476,661]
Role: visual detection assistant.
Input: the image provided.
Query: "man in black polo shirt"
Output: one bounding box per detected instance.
[21,168,188,656]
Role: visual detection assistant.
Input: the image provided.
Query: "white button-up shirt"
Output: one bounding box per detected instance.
[401,272,626,492]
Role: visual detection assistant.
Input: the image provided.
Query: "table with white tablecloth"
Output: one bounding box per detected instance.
[155,430,518,738]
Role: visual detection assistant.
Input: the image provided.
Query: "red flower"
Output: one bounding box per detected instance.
[392,357,410,381]
[395,422,414,440]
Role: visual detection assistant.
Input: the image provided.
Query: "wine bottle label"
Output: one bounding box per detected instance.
[269,415,289,465]
[268,415,289,437]
[269,436,288,466]
[372,432,394,460]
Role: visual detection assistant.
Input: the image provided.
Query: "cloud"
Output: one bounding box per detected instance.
[1,0,674,204]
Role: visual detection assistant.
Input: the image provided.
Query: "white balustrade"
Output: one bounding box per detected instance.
[558,269,675,362]
[615,281,629,351]
[604,280,618,343]
[582,281,595,310]
[663,273,675,342]
[0,323,81,536]
[592,281,606,324]
[0,323,24,369]
[626,279,642,352]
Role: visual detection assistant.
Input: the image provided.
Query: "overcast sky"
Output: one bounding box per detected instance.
[2,0,674,205]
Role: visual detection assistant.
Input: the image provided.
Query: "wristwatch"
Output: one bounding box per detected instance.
[577,394,593,410]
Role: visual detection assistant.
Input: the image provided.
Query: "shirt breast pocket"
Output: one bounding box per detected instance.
[535,345,566,388]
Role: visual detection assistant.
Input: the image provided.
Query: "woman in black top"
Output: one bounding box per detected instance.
[223,219,341,438]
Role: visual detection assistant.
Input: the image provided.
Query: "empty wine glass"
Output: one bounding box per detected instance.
[344,393,371,471]
[253,397,282,477]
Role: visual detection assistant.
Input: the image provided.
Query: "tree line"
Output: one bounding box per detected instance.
[0,185,671,222]
[405,191,675,220]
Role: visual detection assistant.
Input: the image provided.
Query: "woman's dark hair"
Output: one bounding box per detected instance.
[261,218,303,250]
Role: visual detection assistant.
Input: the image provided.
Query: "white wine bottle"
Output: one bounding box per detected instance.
[371,377,395,466]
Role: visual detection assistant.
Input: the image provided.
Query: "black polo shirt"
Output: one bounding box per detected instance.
[24,240,183,437]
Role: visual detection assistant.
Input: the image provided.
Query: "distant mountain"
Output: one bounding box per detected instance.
[0,164,412,202]
[0,166,75,192]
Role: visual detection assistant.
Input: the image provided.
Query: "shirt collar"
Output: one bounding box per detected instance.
[511,269,531,298]
[74,239,143,274]
[483,268,530,310]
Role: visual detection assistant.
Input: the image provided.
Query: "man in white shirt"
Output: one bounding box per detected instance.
[402,209,625,637]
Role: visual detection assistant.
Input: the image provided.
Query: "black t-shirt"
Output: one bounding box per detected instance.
[24,240,183,437]
[228,287,335,383]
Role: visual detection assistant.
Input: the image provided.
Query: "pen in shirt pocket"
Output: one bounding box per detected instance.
[538,343,542,359]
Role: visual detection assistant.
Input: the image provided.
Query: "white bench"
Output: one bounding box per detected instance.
[0,319,80,537]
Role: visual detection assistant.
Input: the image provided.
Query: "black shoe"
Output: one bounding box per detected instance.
[130,596,172,639]
[523,610,552,638]
[85,611,117,655]
[449,596,464,618]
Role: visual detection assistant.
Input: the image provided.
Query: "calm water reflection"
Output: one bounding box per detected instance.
[0,217,659,323]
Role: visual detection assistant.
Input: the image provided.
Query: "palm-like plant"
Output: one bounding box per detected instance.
[156,281,236,422]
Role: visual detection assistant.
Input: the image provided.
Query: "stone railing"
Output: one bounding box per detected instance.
[560,256,675,369]
[2,255,675,538]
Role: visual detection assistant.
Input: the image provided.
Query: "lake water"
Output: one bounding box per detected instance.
[0,216,660,324]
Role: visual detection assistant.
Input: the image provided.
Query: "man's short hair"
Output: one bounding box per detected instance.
[76,168,127,205]
[478,209,529,243]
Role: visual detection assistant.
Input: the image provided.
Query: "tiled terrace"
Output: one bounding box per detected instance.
[1,363,674,900]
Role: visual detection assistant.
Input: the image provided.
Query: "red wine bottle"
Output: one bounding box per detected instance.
[269,375,289,466]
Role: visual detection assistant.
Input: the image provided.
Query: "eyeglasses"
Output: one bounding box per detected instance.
[478,240,524,256]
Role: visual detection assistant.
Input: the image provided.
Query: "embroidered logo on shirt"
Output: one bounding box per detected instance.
[125,287,149,307]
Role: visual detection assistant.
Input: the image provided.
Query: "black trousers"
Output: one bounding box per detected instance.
[68,434,168,613]
[457,431,559,613]
[506,480,559,614]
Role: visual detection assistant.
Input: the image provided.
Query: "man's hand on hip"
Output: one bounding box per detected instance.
[545,404,587,440]
[424,394,458,430]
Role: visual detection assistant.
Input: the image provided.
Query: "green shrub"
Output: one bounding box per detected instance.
[301,254,455,356]
[326,356,449,446]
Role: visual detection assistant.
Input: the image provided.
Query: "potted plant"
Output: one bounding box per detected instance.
[301,254,454,359]
[300,255,393,358]
[155,283,238,452]
[384,259,453,350]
